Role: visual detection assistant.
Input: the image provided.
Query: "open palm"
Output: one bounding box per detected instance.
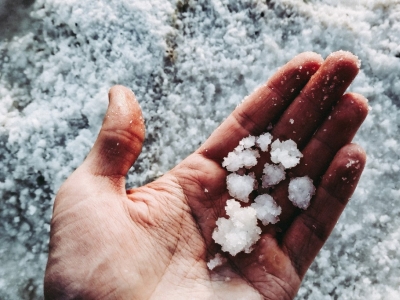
[44,52,368,299]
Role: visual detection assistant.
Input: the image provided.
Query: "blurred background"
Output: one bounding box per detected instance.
[0,0,399,298]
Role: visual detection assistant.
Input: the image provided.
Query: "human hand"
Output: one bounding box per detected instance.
[44,51,368,299]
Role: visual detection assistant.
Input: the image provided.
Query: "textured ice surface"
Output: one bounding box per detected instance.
[226,173,256,203]
[270,139,303,169]
[212,200,261,256]
[288,176,316,210]
[256,133,272,152]
[207,253,227,270]
[251,194,282,226]
[222,148,260,172]
[262,163,286,188]
[0,0,400,298]
[239,135,256,149]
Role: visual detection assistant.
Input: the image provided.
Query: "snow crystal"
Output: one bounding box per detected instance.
[270,139,303,169]
[255,132,272,152]
[222,147,260,172]
[288,176,316,210]
[226,173,256,203]
[251,194,282,226]
[262,163,286,188]
[239,135,256,149]
[207,253,227,270]
[212,199,261,255]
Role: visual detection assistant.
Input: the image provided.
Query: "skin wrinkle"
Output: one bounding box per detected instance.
[293,92,329,122]
[132,184,186,219]
[232,81,294,137]
[166,169,247,297]
[283,218,319,277]
[218,254,264,298]
[127,184,199,293]
[146,216,209,299]
[138,201,192,300]
[242,245,298,299]
[295,211,329,249]
[170,161,228,254]
[286,221,315,266]
[101,127,145,145]
[90,173,125,193]
[267,80,291,104]
[313,129,345,157]
[233,106,265,136]
[244,271,294,300]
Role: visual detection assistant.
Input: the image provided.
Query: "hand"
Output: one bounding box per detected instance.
[44,51,368,300]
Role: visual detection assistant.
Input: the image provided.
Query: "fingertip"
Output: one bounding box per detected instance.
[109,85,137,103]
[342,92,370,118]
[324,50,361,77]
[107,85,145,139]
[337,143,367,167]
[285,52,324,76]
[83,86,145,179]
[293,51,324,66]
[268,52,324,100]
[330,93,369,127]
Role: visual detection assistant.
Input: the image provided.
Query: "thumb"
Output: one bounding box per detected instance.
[83,85,145,179]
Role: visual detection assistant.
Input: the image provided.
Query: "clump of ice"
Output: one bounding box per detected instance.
[250,194,282,225]
[207,253,227,270]
[222,136,260,172]
[212,199,261,256]
[262,163,286,188]
[270,139,303,169]
[288,176,316,210]
[255,133,272,152]
[239,135,256,149]
[226,173,256,203]
[219,131,312,255]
